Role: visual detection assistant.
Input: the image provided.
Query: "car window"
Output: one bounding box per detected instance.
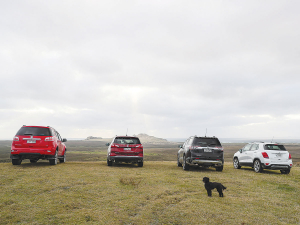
[55,131,62,141]
[264,144,286,151]
[114,137,141,144]
[242,144,252,151]
[250,144,259,150]
[188,138,193,146]
[192,137,221,147]
[16,127,51,136]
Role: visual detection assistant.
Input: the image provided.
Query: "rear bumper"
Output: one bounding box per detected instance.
[10,153,56,160]
[263,164,292,170]
[108,156,143,163]
[190,158,223,167]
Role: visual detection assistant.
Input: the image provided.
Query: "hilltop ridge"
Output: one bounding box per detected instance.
[84,133,171,144]
[133,133,170,144]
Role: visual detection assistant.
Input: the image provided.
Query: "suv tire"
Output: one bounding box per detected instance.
[12,159,22,165]
[49,151,58,165]
[280,169,290,174]
[138,161,143,167]
[253,159,263,173]
[107,159,112,166]
[233,158,241,169]
[183,155,190,171]
[59,154,66,163]
[177,155,182,167]
[216,166,223,172]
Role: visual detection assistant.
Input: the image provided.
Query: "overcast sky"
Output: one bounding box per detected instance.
[1,0,300,140]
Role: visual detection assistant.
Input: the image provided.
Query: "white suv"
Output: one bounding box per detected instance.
[233,142,292,174]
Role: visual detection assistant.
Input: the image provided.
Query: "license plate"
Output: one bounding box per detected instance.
[204,149,212,152]
[27,140,36,143]
[124,148,131,150]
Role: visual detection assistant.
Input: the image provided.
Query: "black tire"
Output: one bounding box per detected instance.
[183,155,189,171]
[59,154,66,163]
[216,166,223,172]
[233,158,241,169]
[30,159,38,163]
[107,159,112,166]
[138,161,143,167]
[280,169,290,174]
[12,159,22,165]
[177,155,182,167]
[49,151,58,165]
[253,159,263,173]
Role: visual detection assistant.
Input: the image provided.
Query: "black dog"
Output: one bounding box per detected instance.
[203,177,226,197]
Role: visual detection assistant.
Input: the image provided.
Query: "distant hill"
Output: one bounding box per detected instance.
[86,136,102,140]
[133,133,170,144]
[84,133,171,144]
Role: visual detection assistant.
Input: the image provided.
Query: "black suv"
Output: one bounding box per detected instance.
[177,136,224,171]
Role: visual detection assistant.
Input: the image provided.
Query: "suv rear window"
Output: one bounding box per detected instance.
[192,137,221,147]
[16,127,51,136]
[114,137,141,144]
[264,144,286,151]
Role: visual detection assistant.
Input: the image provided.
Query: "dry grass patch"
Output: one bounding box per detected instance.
[0,161,299,224]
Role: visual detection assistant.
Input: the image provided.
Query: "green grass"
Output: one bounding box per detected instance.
[0,162,299,224]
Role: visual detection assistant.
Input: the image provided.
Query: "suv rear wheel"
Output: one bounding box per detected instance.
[49,151,58,165]
[280,169,290,174]
[177,155,182,167]
[216,166,223,172]
[183,155,189,171]
[253,159,263,173]
[12,159,22,165]
[107,159,112,166]
[138,161,143,167]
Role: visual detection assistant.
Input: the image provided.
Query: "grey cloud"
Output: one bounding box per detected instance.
[1,0,300,139]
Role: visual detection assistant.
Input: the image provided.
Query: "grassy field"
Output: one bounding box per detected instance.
[0,161,299,224]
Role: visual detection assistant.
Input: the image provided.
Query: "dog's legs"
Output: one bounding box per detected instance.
[207,190,212,197]
[217,188,223,197]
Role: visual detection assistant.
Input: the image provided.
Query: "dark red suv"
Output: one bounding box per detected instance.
[106,136,144,167]
[10,125,67,165]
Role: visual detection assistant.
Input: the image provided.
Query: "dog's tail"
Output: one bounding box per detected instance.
[222,185,226,190]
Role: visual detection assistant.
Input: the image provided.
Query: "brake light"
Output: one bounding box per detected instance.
[111,144,119,148]
[289,154,292,159]
[261,152,269,158]
[13,136,19,141]
[45,137,54,141]
[217,147,224,151]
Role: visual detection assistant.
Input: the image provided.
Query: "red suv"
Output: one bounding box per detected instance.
[106,136,144,167]
[10,125,67,165]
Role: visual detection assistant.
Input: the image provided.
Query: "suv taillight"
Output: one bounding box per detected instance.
[13,136,19,141]
[45,137,54,141]
[289,154,292,159]
[216,147,224,151]
[262,152,269,158]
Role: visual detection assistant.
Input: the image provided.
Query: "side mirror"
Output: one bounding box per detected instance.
[178,145,182,148]
[105,143,110,146]
[239,149,242,153]
[62,138,67,142]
